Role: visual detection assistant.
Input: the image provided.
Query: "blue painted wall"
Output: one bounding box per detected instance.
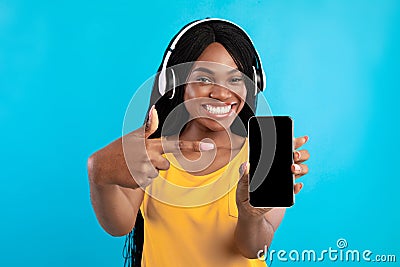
[1,0,399,266]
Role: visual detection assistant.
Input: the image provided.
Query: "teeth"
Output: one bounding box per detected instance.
[205,105,231,115]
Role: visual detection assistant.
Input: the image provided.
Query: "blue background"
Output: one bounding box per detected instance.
[1,0,399,266]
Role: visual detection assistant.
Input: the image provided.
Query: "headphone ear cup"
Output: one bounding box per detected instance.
[165,68,176,98]
[158,68,167,96]
[256,70,262,92]
[252,66,263,96]
[255,69,266,93]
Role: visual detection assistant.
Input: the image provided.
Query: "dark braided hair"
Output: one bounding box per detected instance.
[123,19,262,267]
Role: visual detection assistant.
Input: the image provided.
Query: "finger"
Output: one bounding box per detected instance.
[139,178,153,188]
[292,163,309,177]
[147,168,159,179]
[145,105,159,138]
[293,149,310,163]
[150,155,170,171]
[294,135,309,150]
[151,139,215,154]
[294,182,303,194]
[236,162,250,204]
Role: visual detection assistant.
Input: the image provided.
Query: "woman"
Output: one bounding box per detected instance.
[88,18,310,267]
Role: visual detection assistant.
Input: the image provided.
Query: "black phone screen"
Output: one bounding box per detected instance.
[248,116,294,207]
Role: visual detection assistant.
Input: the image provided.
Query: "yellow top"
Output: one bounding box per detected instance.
[140,139,267,267]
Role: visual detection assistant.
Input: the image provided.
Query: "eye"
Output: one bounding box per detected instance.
[196,76,213,84]
[229,76,243,84]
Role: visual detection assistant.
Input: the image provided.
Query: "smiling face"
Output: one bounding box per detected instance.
[183,42,247,133]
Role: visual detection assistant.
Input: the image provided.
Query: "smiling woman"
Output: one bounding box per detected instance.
[87,18,310,267]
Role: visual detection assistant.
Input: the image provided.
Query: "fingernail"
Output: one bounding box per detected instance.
[239,163,245,175]
[239,162,247,175]
[295,150,301,160]
[300,183,303,189]
[304,136,309,143]
[294,164,301,172]
[148,105,155,122]
[199,142,215,151]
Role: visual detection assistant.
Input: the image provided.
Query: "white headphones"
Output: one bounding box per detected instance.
[158,18,266,98]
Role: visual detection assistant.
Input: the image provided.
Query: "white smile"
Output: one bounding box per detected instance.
[203,104,232,115]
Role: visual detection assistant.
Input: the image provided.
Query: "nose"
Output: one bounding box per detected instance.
[209,84,232,100]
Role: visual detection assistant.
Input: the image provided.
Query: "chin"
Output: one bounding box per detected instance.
[197,117,235,133]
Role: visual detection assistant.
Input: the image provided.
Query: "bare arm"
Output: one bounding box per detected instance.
[234,207,285,258]
[88,137,144,236]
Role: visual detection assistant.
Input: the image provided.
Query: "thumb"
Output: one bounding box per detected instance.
[145,105,159,138]
[236,162,250,205]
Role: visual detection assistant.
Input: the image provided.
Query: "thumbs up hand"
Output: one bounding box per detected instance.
[110,106,214,188]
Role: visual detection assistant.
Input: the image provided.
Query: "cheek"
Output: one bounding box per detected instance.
[183,85,190,102]
[184,84,203,103]
[240,85,248,102]
[233,89,247,114]
[183,88,190,113]
[183,85,201,116]
[183,86,193,111]
[183,84,212,108]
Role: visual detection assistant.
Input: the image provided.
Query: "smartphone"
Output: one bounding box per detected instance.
[248,116,294,208]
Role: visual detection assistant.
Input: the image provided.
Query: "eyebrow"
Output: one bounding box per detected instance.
[192,67,240,75]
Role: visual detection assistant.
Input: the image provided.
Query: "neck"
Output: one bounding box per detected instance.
[179,121,234,148]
